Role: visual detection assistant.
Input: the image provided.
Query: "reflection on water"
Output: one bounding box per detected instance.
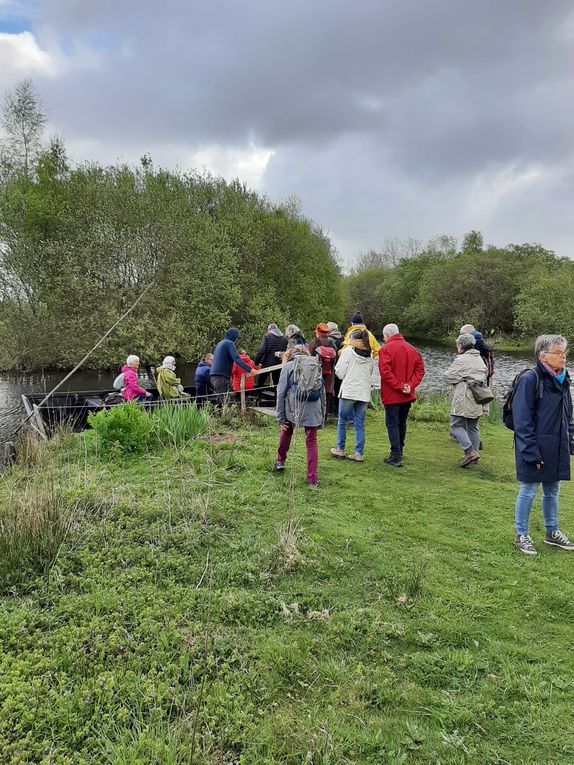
[0,345,538,445]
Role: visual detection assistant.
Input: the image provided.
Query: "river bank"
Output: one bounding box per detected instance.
[1,408,573,763]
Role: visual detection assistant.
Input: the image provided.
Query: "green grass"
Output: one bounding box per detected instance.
[1,408,574,764]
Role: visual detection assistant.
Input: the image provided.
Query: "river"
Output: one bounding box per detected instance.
[0,343,536,446]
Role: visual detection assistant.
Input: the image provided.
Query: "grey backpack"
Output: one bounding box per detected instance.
[292,355,323,401]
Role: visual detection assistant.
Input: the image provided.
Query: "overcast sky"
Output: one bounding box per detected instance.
[1,0,573,264]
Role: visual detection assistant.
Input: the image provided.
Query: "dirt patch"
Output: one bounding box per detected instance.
[203,433,240,445]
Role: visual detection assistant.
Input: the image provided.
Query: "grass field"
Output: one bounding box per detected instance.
[1,402,573,764]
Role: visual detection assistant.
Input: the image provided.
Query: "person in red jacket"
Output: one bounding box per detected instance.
[378,323,425,467]
[231,350,258,392]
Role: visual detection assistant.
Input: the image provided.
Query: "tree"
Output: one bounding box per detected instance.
[1,79,47,178]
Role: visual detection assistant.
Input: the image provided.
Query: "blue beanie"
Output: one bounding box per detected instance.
[351,312,363,324]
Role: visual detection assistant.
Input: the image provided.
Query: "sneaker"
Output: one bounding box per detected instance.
[274,461,285,471]
[460,449,479,468]
[383,455,403,468]
[479,441,483,451]
[514,534,538,556]
[544,530,574,551]
[308,482,319,490]
[347,452,364,462]
[330,447,346,460]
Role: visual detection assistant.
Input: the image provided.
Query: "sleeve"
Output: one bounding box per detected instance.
[409,351,425,389]
[275,366,289,423]
[254,337,267,366]
[443,357,464,385]
[513,372,542,464]
[368,331,381,357]
[335,347,350,380]
[378,348,403,391]
[128,368,148,397]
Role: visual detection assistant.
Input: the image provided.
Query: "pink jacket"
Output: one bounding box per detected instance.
[121,364,148,401]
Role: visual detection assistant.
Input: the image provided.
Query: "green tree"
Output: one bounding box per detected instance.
[1,79,46,179]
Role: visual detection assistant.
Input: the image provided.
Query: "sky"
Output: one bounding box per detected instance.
[1,0,574,265]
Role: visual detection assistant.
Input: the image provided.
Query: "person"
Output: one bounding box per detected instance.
[460,324,494,383]
[156,356,190,399]
[210,328,256,399]
[378,323,425,467]
[232,349,258,392]
[254,323,287,388]
[327,321,344,413]
[121,355,152,402]
[331,329,374,462]
[275,345,326,489]
[307,323,338,419]
[285,324,307,347]
[511,334,574,556]
[443,334,488,467]
[341,312,380,358]
[327,321,344,351]
[194,353,214,400]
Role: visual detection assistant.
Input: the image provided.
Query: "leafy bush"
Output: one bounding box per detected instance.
[88,403,152,454]
[149,403,209,447]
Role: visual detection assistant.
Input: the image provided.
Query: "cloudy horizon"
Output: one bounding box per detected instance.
[1,0,573,264]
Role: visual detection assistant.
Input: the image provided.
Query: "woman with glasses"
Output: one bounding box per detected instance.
[512,334,574,555]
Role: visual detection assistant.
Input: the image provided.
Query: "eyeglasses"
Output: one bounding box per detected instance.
[545,350,568,357]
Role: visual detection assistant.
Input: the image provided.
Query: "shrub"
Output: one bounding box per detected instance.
[149,403,209,447]
[87,403,152,454]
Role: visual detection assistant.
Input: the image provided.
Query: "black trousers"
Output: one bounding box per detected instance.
[384,402,412,455]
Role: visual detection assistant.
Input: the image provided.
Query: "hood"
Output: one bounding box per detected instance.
[225,328,240,342]
[268,327,284,337]
[121,364,134,373]
[352,348,373,362]
[471,330,483,340]
[238,353,252,362]
[197,360,210,369]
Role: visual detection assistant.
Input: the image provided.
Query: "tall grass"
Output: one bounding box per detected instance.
[149,403,209,448]
[0,479,77,589]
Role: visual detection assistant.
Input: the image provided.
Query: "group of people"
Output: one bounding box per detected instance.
[117,313,574,555]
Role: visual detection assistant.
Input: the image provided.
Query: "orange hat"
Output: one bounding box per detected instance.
[316,323,330,335]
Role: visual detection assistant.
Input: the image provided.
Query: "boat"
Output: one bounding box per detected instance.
[21,386,277,438]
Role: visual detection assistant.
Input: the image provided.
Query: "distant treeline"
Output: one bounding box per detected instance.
[0,84,342,370]
[344,231,574,342]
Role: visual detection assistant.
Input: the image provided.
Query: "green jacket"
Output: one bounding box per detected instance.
[156,366,189,399]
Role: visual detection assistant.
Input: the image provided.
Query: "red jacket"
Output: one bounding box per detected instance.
[378,334,425,405]
[232,354,257,392]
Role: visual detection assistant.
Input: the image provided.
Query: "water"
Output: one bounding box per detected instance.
[0,346,536,446]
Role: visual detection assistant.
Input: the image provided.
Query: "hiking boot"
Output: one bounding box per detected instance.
[544,530,574,551]
[479,440,483,451]
[347,452,364,462]
[274,460,285,471]
[514,534,538,556]
[308,482,319,490]
[384,454,403,468]
[330,447,346,460]
[460,448,479,468]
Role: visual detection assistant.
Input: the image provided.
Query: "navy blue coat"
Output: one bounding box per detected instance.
[513,361,574,483]
[194,361,213,397]
[210,328,251,378]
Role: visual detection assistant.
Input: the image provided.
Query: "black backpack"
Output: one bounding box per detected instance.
[503,368,543,430]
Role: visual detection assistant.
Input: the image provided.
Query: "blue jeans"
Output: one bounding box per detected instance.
[514,481,560,536]
[337,399,368,454]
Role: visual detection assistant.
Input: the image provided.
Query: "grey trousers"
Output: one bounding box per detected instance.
[450,414,480,452]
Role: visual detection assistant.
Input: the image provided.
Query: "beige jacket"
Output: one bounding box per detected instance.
[444,349,488,418]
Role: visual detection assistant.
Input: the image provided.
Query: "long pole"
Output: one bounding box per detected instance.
[16,281,154,434]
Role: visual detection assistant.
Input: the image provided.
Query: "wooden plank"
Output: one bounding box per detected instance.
[249,406,277,417]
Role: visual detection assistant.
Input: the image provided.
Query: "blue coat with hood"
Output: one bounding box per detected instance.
[210,328,251,379]
[513,360,574,483]
[194,361,213,397]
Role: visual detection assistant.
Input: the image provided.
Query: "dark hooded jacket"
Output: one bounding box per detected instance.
[513,360,574,483]
[194,361,213,397]
[255,330,288,369]
[210,329,251,378]
[471,331,494,380]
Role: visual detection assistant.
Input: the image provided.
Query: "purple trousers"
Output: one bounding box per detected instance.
[277,422,318,484]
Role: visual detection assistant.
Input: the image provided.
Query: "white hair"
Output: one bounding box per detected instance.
[456,333,476,351]
[383,323,399,337]
[126,354,140,365]
[460,324,475,334]
[534,334,567,358]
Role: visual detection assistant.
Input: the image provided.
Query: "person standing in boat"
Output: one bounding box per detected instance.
[156,356,190,400]
[121,355,152,402]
